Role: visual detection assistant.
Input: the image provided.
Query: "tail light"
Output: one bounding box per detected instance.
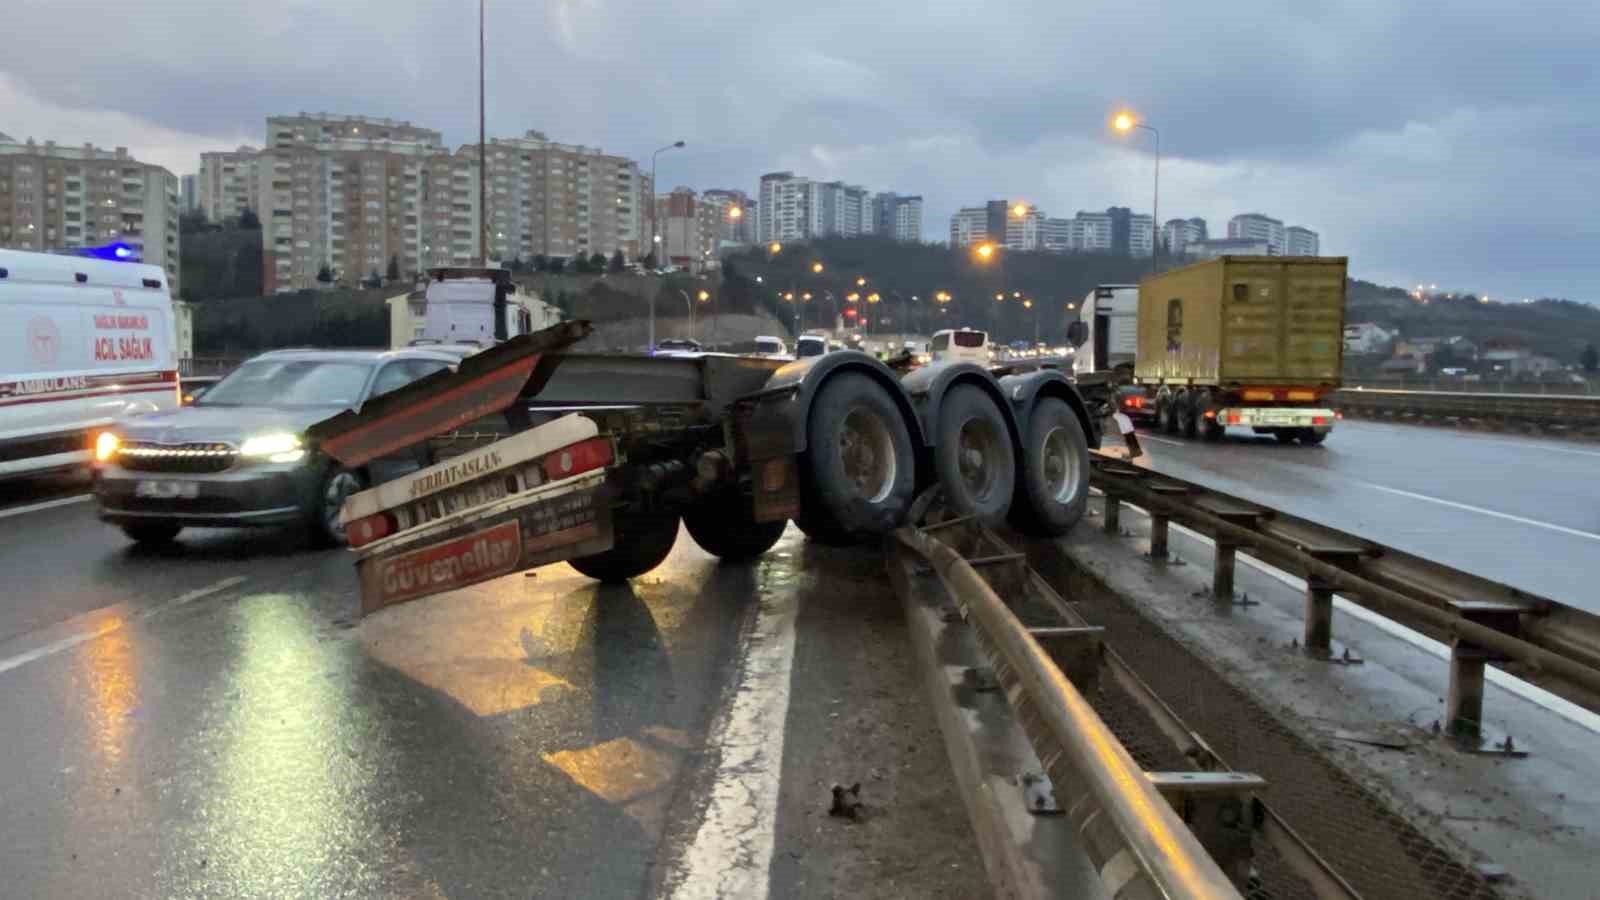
[1226,412,1242,425]
[1312,415,1329,426]
[542,437,615,482]
[347,511,398,548]
[1121,395,1143,409]
[1203,409,1217,419]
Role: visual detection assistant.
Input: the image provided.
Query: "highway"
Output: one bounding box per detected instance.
[1126,419,1600,612]
[0,499,984,899]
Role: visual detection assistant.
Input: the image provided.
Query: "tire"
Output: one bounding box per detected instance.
[307,465,365,548]
[1010,398,1091,537]
[1198,390,1226,442]
[1156,394,1177,434]
[569,510,681,582]
[1175,390,1199,439]
[800,373,917,540]
[122,522,182,544]
[685,492,788,560]
[1300,428,1328,445]
[933,385,1015,525]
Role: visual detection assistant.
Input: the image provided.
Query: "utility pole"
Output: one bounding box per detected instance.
[477,0,488,267]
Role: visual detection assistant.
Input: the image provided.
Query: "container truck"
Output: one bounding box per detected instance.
[307,320,1102,614]
[1071,256,1346,444]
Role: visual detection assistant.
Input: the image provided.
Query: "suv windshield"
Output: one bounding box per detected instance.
[198,359,374,408]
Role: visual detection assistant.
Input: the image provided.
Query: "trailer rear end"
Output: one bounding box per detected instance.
[1133,256,1346,443]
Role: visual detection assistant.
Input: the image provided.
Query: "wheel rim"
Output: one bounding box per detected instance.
[323,471,361,536]
[956,417,1002,501]
[1039,426,1082,503]
[838,407,897,504]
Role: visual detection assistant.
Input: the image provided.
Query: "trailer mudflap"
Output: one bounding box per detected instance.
[355,472,613,615]
[751,455,800,523]
[308,320,593,468]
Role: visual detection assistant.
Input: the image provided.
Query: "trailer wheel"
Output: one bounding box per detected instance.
[1198,390,1226,442]
[1010,397,1090,536]
[1175,390,1199,438]
[801,372,916,540]
[685,492,788,560]
[1157,392,1179,435]
[1300,428,1328,446]
[569,510,680,582]
[933,385,1015,525]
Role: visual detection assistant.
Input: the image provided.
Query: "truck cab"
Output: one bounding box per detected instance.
[928,328,991,365]
[390,267,543,349]
[1072,284,1138,378]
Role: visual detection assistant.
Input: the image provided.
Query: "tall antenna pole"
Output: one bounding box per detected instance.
[478,0,488,267]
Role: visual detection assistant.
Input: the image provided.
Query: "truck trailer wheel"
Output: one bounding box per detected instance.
[801,373,917,540]
[1156,393,1178,435]
[1299,428,1328,445]
[685,492,788,560]
[1010,397,1090,536]
[569,510,681,582]
[1198,390,1226,441]
[1175,390,1199,439]
[933,385,1015,525]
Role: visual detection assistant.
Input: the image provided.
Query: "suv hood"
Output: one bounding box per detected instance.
[114,405,344,445]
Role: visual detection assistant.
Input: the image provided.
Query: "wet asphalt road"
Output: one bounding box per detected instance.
[1125,419,1600,612]
[0,498,985,900]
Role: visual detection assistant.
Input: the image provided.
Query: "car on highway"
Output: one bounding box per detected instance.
[92,347,459,546]
[653,338,704,356]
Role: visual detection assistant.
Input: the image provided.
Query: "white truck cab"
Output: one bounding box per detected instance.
[1072,284,1139,377]
[928,328,991,365]
[0,248,181,479]
[388,267,551,349]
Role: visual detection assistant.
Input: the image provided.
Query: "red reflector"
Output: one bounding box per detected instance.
[1312,416,1329,426]
[1335,411,1344,420]
[347,511,397,548]
[1226,412,1241,425]
[542,437,615,482]
[1203,409,1217,419]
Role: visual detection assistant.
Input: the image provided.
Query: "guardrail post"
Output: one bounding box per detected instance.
[1213,542,1236,601]
[1304,575,1334,654]
[1103,493,1122,536]
[1148,513,1170,561]
[1447,641,1489,741]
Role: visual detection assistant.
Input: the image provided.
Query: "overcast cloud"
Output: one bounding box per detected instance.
[6,0,1598,299]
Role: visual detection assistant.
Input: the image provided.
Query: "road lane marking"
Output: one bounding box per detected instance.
[0,493,91,520]
[1108,502,1600,736]
[1363,482,1600,544]
[664,576,799,900]
[0,575,248,677]
[1138,434,1184,447]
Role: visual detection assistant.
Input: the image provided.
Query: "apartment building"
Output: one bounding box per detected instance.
[1285,225,1320,256]
[1228,213,1286,254]
[701,188,757,245]
[758,172,908,243]
[874,193,923,242]
[0,138,180,292]
[266,113,443,152]
[949,206,990,247]
[1004,204,1043,251]
[1161,217,1207,256]
[484,130,644,264]
[197,147,262,223]
[180,174,197,212]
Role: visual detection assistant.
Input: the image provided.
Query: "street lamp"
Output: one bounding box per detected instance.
[1113,110,1160,274]
[856,276,867,287]
[811,261,824,274]
[1011,202,1028,218]
[974,243,995,261]
[769,241,782,255]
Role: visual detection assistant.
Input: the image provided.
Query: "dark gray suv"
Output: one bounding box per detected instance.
[93,348,457,546]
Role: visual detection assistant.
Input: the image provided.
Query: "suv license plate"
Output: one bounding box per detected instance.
[136,480,199,499]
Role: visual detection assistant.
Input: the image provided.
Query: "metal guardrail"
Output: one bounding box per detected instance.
[178,356,248,378]
[895,523,1244,900]
[1332,387,1600,428]
[1089,449,1600,743]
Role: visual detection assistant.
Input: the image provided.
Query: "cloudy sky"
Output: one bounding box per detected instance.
[6,0,1598,300]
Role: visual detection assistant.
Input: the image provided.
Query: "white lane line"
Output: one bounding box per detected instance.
[0,575,248,677]
[0,493,91,520]
[1138,434,1184,447]
[1141,511,1600,737]
[665,584,799,900]
[1363,482,1600,544]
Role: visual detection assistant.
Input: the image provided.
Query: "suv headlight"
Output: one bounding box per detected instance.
[94,431,121,463]
[239,432,306,464]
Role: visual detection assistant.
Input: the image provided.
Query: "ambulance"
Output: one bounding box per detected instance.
[0,247,180,479]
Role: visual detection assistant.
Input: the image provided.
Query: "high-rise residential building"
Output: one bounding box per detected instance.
[1285,225,1319,256]
[656,187,719,268]
[871,192,922,242]
[1228,213,1286,254]
[1069,211,1114,252]
[949,206,991,246]
[1161,217,1207,256]
[758,172,815,242]
[0,137,181,292]
[1004,204,1043,251]
[180,174,198,212]
[758,172,909,243]
[1041,217,1073,252]
[245,115,645,291]
[1190,237,1272,260]
[198,146,262,223]
[701,189,756,245]
[1128,213,1155,258]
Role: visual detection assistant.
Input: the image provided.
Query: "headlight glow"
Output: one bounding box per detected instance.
[94,432,120,462]
[239,432,306,463]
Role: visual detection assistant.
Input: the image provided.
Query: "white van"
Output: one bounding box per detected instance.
[928,328,992,365]
[0,249,180,479]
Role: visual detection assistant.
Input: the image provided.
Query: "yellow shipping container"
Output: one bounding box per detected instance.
[1133,256,1347,388]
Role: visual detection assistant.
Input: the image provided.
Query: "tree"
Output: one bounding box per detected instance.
[237,208,261,230]
[573,255,593,274]
[532,254,549,272]
[316,264,334,284]
[642,250,658,270]
[386,254,400,282]
[589,251,607,271]
[231,241,262,297]
[546,256,565,274]
[179,209,210,234]
[610,249,626,273]
[1583,343,1599,373]
[507,255,525,273]
[366,269,382,289]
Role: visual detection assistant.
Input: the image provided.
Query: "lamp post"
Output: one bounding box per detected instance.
[1113,112,1160,274]
[677,289,695,343]
[646,140,684,351]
